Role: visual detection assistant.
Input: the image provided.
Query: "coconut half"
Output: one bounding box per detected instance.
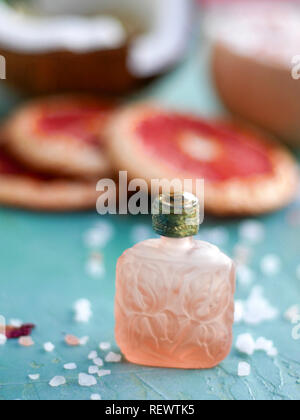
[0,0,193,93]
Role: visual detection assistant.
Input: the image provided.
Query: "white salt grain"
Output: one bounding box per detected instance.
[74,298,92,323]
[49,376,66,387]
[79,336,89,346]
[284,305,300,323]
[79,373,97,387]
[89,366,99,375]
[255,337,273,352]
[255,337,278,357]
[28,374,40,381]
[236,265,254,287]
[105,352,122,363]
[238,362,251,377]
[98,369,111,377]
[93,357,103,367]
[43,342,55,352]
[86,255,105,278]
[236,333,256,356]
[267,347,278,357]
[91,393,102,400]
[88,351,98,360]
[99,342,111,351]
[84,222,114,248]
[0,334,7,346]
[9,319,22,327]
[242,286,278,325]
[64,363,77,370]
[239,220,265,243]
[261,255,281,276]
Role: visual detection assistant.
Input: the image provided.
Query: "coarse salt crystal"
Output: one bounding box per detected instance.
[86,254,105,278]
[237,334,278,358]
[49,376,66,387]
[242,286,278,325]
[105,352,122,363]
[79,373,97,387]
[261,255,281,276]
[89,366,99,375]
[238,362,251,377]
[255,337,273,352]
[255,337,278,357]
[236,265,254,286]
[74,298,91,311]
[266,347,278,357]
[236,333,256,356]
[65,334,80,347]
[79,336,89,346]
[28,374,40,381]
[74,299,92,323]
[98,369,111,377]
[0,334,7,346]
[84,222,114,248]
[9,319,23,328]
[91,393,102,400]
[43,342,55,352]
[19,336,34,347]
[239,220,265,243]
[284,305,300,323]
[93,357,103,367]
[64,363,77,370]
[88,351,98,360]
[99,342,111,351]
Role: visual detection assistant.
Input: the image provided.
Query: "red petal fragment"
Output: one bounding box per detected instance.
[6,324,36,339]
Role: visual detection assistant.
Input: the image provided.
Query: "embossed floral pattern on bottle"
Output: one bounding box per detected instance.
[115,238,235,369]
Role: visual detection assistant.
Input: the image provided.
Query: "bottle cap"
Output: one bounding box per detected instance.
[152,192,200,238]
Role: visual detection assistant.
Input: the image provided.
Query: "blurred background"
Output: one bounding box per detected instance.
[0,0,299,401]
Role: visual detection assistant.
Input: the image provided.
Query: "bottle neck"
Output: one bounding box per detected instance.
[160,236,194,250]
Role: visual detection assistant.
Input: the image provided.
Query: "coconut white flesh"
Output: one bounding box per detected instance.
[128,0,193,77]
[0,0,193,77]
[0,2,126,53]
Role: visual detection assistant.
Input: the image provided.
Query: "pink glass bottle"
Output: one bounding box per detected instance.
[115,193,235,369]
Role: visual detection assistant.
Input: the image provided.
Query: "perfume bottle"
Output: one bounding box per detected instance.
[115,193,235,369]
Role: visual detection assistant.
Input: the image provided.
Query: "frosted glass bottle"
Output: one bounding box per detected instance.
[115,193,235,369]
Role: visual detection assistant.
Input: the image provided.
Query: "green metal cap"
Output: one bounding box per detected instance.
[152,192,200,238]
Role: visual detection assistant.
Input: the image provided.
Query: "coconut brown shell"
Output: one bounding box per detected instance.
[0,44,141,95]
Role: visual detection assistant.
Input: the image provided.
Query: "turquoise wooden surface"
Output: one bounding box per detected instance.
[0,45,299,400]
